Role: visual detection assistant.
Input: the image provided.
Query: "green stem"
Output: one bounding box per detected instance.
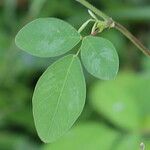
[115,22,150,56]
[75,0,109,20]
[76,0,150,57]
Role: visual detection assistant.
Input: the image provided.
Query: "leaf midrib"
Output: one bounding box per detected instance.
[47,55,76,137]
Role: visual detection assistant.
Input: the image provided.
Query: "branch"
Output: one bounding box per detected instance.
[76,0,150,57]
[115,22,150,56]
[75,0,109,20]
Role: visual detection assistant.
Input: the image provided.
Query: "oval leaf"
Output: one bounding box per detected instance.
[81,36,119,80]
[90,74,140,131]
[15,18,81,57]
[33,54,86,143]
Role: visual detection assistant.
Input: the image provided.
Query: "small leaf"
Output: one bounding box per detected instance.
[15,18,81,57]
[33,54,86,143]
[90,74,140,130]
[43,123,119,150]
[81,36,119,80]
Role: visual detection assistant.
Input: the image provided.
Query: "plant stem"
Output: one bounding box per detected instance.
[115,22,150,56]
[75,0,150,57]
[75,0,109,20]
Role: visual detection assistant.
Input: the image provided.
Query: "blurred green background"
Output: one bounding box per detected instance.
[0,0,150,149]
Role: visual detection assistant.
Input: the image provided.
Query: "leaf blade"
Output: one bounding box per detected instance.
[33,54,86,143]
[15,18,81,57]
[90,73,140,131]
[81,36,119,80]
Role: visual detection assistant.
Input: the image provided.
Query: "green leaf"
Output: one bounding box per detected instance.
[89,74,140,131]
[43,122,119,150]
[33,54,86,143]
[104,72,150,131]
[81,36,119,80]
[15,18,81,57]
[130,73,150,130]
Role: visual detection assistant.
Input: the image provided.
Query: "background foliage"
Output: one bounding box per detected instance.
[0,0,150,149]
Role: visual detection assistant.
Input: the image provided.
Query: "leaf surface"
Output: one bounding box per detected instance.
[15,18,81,57]
[33,54,86,143]
[81,36,119,80]
[90,75,140,130]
